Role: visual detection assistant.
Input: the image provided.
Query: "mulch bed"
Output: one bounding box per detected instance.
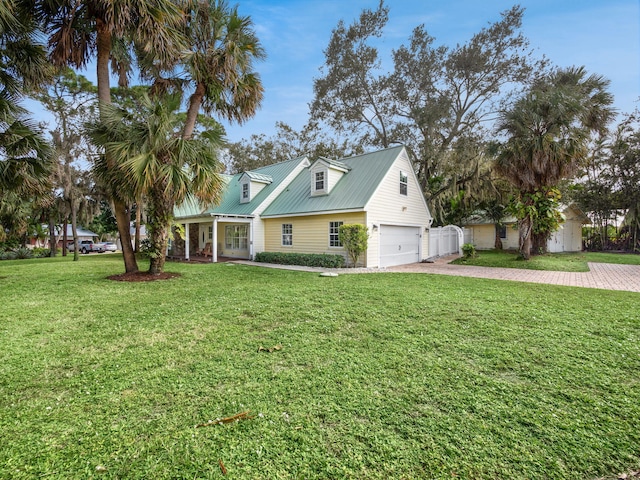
[107,271,181,282]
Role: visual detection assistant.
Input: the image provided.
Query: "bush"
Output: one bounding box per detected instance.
[339,224,369,267]
[462,243,477,258]
[32,247,51,258]
[255,252,345,268]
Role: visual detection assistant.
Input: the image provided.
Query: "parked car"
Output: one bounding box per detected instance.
[99,242,118,252]
[68,240,104,254]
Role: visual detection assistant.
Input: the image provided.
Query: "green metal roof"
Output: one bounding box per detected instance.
[174,157,307,218]
[317,157,350,172]
[242,171,272,183]
[262,145,406,217]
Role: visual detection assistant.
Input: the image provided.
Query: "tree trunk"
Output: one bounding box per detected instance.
[531,232,548,256]
[71,200,79,261]
[494,225,503,250]
[135,200,142,253]
[147,192,173,275]
[96,19,138,273]
[182,82,205,140]
[48,214,56,257]
[62,218,68,256]
[518,215,533,260]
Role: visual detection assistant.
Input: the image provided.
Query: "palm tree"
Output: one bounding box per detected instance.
[179,0,265,140]
[34,0,187,273]
[494,66,614,259]
[1,0,53,234]
[88,92,225,274]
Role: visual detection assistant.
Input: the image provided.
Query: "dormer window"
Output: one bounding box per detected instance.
[239,171,272,203]
[310,158,350,197]
[315,171,325,192]
[400,171,408,195]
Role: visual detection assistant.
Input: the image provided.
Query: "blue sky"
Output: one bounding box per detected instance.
[217,0,640,142]
[28,0,639,143]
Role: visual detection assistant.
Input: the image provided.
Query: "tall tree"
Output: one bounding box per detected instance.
[88,93,225,274]
[35,0,187,273]
[37,68,97,259]
[177,0,265,140]
[494,66,614,259]
[310,3,545,224]
[0,0,53,241]
[606,112,640,252]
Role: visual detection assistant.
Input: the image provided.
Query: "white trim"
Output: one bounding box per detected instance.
[212,217,218,262]
[185,223,190,261]
[261,208,364,219]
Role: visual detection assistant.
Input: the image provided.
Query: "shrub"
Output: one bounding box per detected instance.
[462,243,477,258]
[255,252,345,268]
[32,247,51,258]
[338,224,369,267]
[12,247,33,259]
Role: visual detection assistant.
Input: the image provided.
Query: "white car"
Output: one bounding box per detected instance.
[99,242,118,252]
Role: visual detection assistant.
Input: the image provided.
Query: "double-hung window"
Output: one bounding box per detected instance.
[242,182,249,201]
[400,171,408,195]
[315,171,325,192]
[282,224,293,246]
[329,221,343,247]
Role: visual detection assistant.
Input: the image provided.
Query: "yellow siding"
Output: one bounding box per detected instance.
[264,212,366,260]
[470,224,519,250]
[471,225,496,250]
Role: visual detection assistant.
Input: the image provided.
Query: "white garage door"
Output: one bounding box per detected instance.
[380,225,421,267]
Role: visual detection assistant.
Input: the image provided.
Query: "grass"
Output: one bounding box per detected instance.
[1,254,640,479]
[452,249,640,272]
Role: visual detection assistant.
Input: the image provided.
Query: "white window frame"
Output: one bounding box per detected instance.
[225,224,248,250]
[241,182,250,202]
[208,226,213,240]
[329,221,343,247]
[400,171,408,196]
[315,171,325,193]
[282,223,293,246]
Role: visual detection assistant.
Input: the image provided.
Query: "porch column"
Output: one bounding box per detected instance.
[185,223,190,261]
[249,219,254,260]
[212,217,218,263]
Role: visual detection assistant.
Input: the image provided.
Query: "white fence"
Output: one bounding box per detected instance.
[429,225,464,258]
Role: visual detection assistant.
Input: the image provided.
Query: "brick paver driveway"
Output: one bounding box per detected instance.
[387,255,640,293]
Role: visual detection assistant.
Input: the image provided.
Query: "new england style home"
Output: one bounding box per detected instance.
[172,145,433,268]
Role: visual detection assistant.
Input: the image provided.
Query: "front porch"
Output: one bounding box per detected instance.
[168,215,254,263]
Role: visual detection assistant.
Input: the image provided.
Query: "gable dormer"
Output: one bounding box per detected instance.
[309,157,350,196]
[239,171,272,203]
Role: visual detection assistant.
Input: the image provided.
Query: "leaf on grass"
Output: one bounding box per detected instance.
[218,459,227,475]
[257,344,282,353]
[196,410,255,428]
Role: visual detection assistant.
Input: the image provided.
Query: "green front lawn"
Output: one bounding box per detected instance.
[452,249,640,271]
[1,255,639,479]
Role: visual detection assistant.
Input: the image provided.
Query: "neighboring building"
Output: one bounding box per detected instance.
[463,204,589,252]
[173,145,433,267]
[29,225,99,249]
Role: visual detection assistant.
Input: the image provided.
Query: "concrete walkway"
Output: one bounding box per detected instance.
[387,255,640,293]
[234,256,640,293]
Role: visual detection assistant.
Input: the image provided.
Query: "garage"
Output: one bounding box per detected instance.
[379,225,421,267]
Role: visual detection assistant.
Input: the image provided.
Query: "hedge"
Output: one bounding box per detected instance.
[254,252,345,268]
